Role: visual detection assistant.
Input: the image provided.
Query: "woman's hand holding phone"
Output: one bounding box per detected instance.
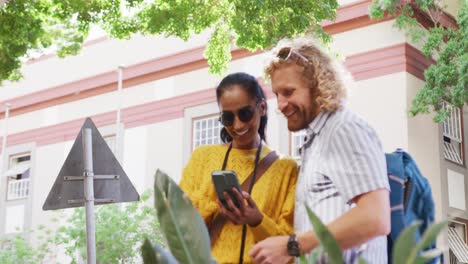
[216,187,263,227]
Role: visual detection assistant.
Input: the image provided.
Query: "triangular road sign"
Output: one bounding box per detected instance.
[43,118,139,210]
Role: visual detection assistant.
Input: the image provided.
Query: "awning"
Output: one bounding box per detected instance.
[449,227,468,263]
[2,163,30,178]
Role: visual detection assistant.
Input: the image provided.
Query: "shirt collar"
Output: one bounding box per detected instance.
[306,110,332,135]
[300,110,332,150]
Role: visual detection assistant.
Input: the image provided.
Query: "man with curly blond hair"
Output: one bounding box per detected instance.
[249,38,391,264]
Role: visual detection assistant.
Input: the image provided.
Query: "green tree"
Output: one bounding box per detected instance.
[0,226,53,264]
[0,0,338,84]
[0,191,163,264]
[54,190,164,264]
[370,0,467,122]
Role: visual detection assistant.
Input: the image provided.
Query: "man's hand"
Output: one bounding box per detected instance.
[249,236,292,264]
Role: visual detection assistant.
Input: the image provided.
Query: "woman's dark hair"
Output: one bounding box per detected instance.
[216,72,268,143]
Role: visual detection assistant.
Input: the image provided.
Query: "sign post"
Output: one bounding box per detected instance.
[43,118,139,263]
[83,128,96,264]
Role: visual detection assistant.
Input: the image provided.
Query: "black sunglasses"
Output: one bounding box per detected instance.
[276,47,309,67]
[218,103,260,126]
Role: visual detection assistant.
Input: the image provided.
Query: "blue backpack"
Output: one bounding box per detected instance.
[385,149,437,263]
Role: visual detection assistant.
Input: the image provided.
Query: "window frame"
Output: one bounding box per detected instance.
[451,217,468,243]
[5,153,31,201]
[442,102,465,166]
[289,130,306,161]
[191,113,222,151]
[449,217,468,264]
[98,123,124,162]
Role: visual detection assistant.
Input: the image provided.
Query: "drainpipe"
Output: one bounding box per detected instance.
[1,103,11,174]
[115,65,124,161]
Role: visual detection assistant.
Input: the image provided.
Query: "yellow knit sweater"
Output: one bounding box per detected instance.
[180,144,298,263]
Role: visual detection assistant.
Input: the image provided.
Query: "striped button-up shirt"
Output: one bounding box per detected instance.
[295,106,389,263]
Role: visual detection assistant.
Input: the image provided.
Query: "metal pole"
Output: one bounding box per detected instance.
[115,65,124,160]
[1,103,11,174]
[82,128,96,264]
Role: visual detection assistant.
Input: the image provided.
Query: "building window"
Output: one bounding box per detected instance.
[290,130,306,160]
[192,115,222,150]
[449,218,468,264]
[442,102,464,165]
[4,154,31,201]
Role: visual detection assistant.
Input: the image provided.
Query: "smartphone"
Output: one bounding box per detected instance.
[211,170,242,210]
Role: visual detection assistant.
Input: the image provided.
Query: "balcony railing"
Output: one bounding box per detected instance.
[443,101,462,143]
[7,178,30,200]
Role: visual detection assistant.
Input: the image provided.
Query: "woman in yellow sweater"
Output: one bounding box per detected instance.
[180,72,298,263]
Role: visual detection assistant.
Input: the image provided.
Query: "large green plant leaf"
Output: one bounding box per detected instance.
[141,239,178,264]
[299,255,309,264]
[141,239,157,263]
[153,169,212,264]
[408,220,447,263]
[413,248,445,264]
[414,220,447,252]
[392,221,422,264]
[308,245,323,263]
[305,206,344,264]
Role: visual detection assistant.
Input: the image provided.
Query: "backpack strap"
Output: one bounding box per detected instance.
[388,175,405,212]
[208,150,279,247]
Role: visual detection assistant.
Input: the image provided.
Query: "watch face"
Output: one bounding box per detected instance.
[287,240,300,257]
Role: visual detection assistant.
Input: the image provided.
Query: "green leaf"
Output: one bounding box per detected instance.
[358,256,367,264]
[415,220,447,252]
[392,221,422,264]
[153,169,212,264]
[407,221,447,263]
[305,206,343,264]
[299,255,309,264]
[141,238,157,263]
[413,248,445,264]
[142,239,178,264]
[308,245,323,263]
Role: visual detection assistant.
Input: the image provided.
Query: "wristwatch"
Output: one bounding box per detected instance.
[287,234,301,257]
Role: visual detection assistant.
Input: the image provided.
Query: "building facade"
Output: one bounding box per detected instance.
[0,0,466,262]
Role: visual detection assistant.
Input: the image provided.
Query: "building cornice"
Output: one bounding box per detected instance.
[1,0,395,119]
[0,43,435,153]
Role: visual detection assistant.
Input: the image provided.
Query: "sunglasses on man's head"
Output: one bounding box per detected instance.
[218,103,259,126]
[276,47,309,67]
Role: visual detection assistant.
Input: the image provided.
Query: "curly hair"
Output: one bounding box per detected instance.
[264,37,348,112]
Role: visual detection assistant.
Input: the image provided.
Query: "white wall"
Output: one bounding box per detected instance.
[0,33,212,100]
[331,21,406,56]
[347,73,409,152]
[146,118,184,185]
[31,142,68,229]
[122,126,149,194]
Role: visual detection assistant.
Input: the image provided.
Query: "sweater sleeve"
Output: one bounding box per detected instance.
[179,147,219,225]
[250,159,298,241]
